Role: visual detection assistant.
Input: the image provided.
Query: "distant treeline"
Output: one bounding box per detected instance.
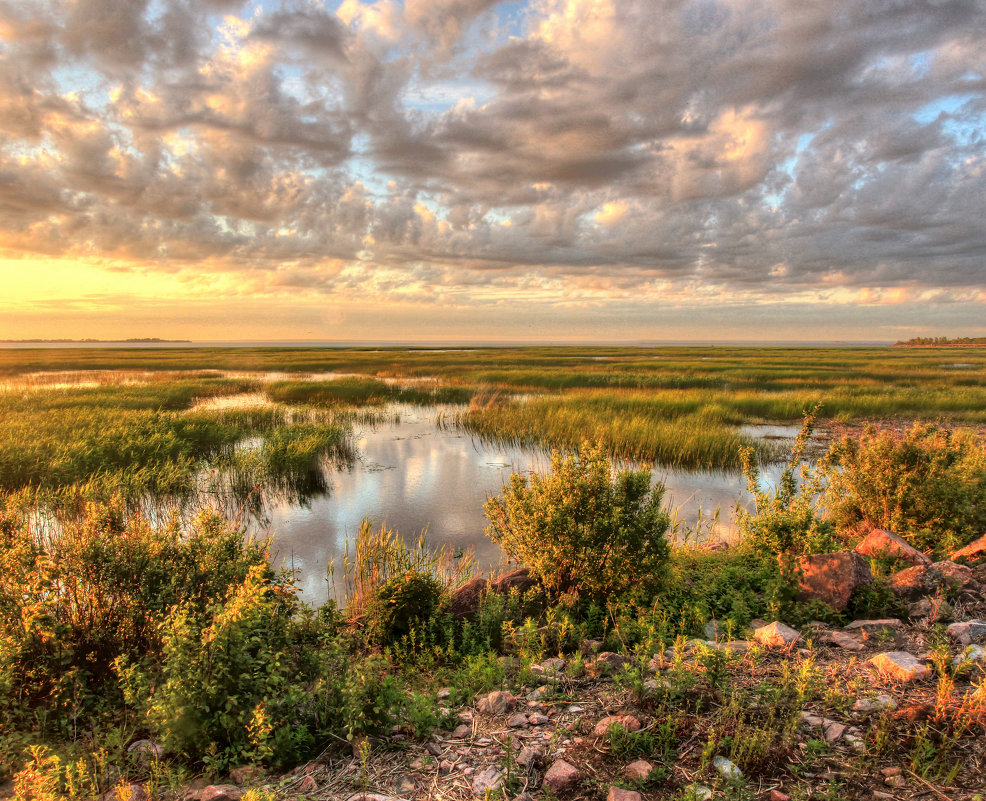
[0,337,190,343]
[896,336,986,346]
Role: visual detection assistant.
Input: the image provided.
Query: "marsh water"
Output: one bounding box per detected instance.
[258,405,792,606]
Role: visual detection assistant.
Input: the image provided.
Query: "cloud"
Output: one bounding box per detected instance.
[0,0,983,330]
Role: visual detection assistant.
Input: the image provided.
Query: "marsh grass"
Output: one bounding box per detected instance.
[334,519,476,617]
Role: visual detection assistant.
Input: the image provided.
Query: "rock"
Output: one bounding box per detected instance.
[852,694,896,712]
[437,687,452,700]
[438,760,453,775]
[799,712,846,742]
[844,619,903,635]
[607,788,642,801]
[688,787,713,801]
[792,552,872,610]
[624,759,654,781]
[471,767,504,797]
[869,652,931,682]
[590,652,631,675]
[715,640,751,654]
[907,598,953,621]
[538,657,566,674]
[946,619,986,645]
[478,691,517,715]
[884,775,907,789]
[819,631,865,651]
[199,788,244,801]
[542,759,580,792]
[932,560,980,590]
[528,712,550,725]
[450,577,488,620]
[754,622,800,648]
[580,638,603,655]
[951,534,986,563]
[127,740,163,762]
[489,567,536,595]
[953,644,986,665]
[507,713,529,728]
[517,745,542,768]
[853,528,932,566]
[298,776,318,793]
[703,619,722,640]
[891,561,978,600]
[713,755,742,781]
[451,724,472,738]
[228,767,264,786]
[593,714,642,737]
[770,791,791,801]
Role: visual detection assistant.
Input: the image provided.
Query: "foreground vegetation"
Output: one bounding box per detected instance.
[1,346,985,799]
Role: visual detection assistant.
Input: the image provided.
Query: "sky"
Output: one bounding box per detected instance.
[0,0,984,342]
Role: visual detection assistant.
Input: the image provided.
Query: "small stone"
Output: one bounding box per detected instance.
[472,766,504,797]
[539,657,566,674]
[769,791,791,801]
[105,785,148,801]
[688,787,713,801]
[590,652,630,675]
[567,705,584,713]
[425,742,443,757]
[528,712,550,725]
[703,619,722,640]
[543,759,580,792]
[754,622,801,648]
[953,644,986,665]
[884,775,907,788]
[713,755,742,781]
[879,768,901,778]
[869,651,932,681]
[951,533,986,563]
[298,776,318,793]
[451,724,472,738]
[819,631,865,651]
[907,598,953,621]
[507,713,529,728]
[872,792,894,800]
[793,552,872,610]
[606,788,642,801]
[624,759,654,781]
[593,714,641,737]
[845,619,904,634]
[457,710,474,723]
[437,687,452,700]
[946,619,986,646]
[478,690,517,715]
[438,760,453,775]
[852,694,896,712]
[127,740,163,761]
[228,766,264,786]
[199,788,244,801]
[517,745,542,768]
[799,712,846,743]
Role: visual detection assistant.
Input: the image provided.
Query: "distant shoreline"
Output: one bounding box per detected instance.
[0,338,191,344]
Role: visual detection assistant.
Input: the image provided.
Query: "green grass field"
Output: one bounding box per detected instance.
[1,345,983,481]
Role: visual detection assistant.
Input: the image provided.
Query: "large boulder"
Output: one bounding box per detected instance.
[791,552,872,610]
[891,561,980,600]
[853,528,931,567]
[489,567,537,595]
[449,577,488,620]
[951,534,986,564]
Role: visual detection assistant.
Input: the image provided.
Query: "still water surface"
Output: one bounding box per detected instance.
[260,406,790,606]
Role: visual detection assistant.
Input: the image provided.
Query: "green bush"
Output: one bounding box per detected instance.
[483,441,671,602]
[365,569,446,646]
[738,410,838,556]
[823,423,986,554]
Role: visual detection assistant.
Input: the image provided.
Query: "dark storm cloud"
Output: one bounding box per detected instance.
[0,0,983,302]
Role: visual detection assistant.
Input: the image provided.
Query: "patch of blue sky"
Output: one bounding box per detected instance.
[913,93,977,124]
[490,0,531,38]
[403,77,497,114]
[50,66,112,105]
[344,134,393,197]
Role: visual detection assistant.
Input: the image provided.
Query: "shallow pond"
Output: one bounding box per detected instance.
[258,405,788,606]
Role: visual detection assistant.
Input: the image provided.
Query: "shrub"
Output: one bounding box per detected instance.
[823,423,986,554]
[483,441,671,602]
[738,410,838,556]
[365,569,446,646]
